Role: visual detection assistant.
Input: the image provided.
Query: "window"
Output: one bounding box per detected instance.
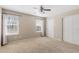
[36,26,41,32]
[3,14,19,35]
[36,19,44,32]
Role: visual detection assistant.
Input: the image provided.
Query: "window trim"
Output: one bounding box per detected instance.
[3,14,19,35]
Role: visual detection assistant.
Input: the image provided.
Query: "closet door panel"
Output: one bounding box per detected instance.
[63,16,73,43]
[72,15,79,44]
[63,14,79,45]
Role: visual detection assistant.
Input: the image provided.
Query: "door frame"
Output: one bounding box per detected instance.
[1,14,3,46]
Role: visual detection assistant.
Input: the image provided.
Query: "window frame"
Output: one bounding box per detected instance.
[3,14,19,35]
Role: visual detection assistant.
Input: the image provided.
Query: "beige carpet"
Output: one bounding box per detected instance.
[0,37,79,53]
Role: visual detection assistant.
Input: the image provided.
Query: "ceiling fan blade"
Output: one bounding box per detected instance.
[44,9,51,11]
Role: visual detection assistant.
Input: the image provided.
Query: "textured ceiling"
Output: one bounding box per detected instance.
[1,5,79,17]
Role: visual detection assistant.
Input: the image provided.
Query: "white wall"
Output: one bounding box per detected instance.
[46,17,54,38]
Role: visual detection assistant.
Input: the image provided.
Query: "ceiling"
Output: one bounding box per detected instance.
[0,5,79,17]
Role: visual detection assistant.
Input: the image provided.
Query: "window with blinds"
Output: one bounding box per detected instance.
[36,19,44,32]
[3,14,19,35]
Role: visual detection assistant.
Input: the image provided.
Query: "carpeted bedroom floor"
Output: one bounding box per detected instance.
[0,37,79,53]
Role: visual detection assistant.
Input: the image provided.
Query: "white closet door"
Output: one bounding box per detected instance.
[63,14,79,45]
[46,18,54,38]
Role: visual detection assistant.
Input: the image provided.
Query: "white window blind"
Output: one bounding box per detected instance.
[3,14,19,35]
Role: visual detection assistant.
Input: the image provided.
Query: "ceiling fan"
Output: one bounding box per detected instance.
[34,5,51,14]
[40,5,51,13]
